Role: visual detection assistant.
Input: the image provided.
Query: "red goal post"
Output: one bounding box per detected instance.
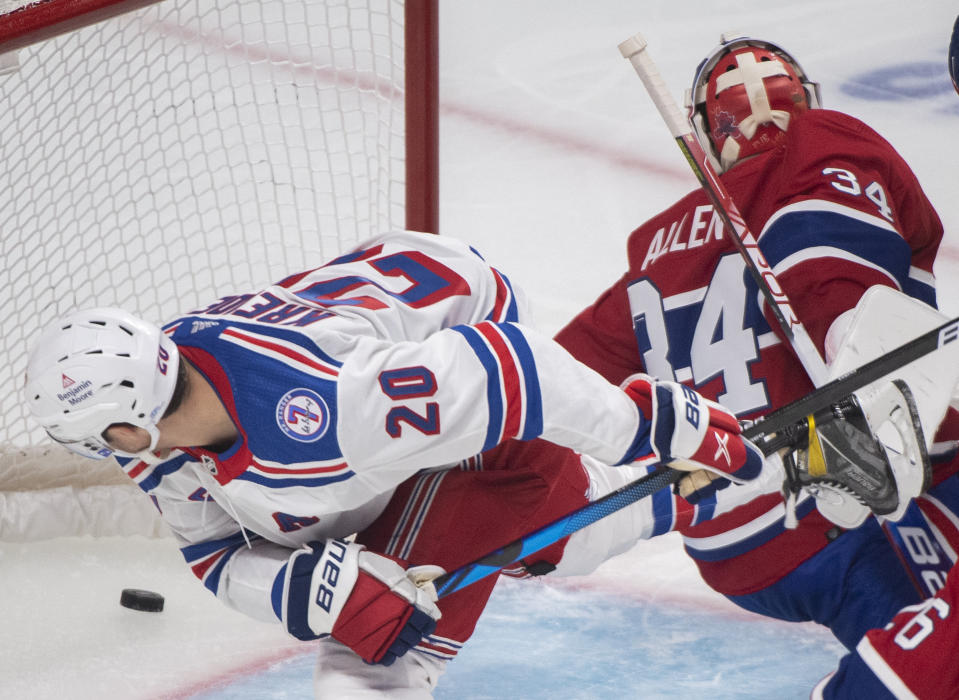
[0,0,438,537]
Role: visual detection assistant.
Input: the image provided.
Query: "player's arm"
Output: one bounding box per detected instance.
[336,320,641,470]
[176,521,445,665]
[337,321,765,496]
[121,451,293,622]
[165,507,441,665]
[129,453,440,664]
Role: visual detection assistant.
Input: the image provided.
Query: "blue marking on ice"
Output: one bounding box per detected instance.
[189,577,844,699]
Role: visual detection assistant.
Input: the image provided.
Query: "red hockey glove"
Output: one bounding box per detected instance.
[619,374,764,502]
[281,538,442,665]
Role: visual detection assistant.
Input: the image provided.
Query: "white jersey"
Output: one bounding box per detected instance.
[120,231,645,622]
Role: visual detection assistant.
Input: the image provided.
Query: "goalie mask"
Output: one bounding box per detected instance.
[24,307,180,463]
[686,34,821,173]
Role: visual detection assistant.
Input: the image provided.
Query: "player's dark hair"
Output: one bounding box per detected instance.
[99,357,189,444]
[162,358,190,419]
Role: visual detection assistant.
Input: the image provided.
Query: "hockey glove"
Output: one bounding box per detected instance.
[785,379,930,528]
[620,374,764,503]
[281,538,442,665]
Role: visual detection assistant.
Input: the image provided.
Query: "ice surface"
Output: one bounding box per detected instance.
[3,0,957,697]
[0,535,846,699]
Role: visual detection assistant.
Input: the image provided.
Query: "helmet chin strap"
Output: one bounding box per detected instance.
[112,422,166,465]
[133,423,166,464]
[133,449,166,465]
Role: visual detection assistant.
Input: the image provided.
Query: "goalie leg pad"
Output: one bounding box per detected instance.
[826,286,959,450]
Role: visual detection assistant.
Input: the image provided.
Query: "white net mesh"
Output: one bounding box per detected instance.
[0,0,410,494]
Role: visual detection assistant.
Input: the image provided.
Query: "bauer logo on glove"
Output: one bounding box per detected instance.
[619,374,765,503]
[281,538,442,666]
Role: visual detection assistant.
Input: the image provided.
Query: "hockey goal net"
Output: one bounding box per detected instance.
[0,0,438,538]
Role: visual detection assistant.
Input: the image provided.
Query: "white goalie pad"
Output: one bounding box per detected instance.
[826,285,959,448]
[812,287,958,526]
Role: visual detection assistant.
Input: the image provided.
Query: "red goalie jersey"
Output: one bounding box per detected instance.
[555,108,957,597]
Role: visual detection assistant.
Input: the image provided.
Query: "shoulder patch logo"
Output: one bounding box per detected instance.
[276,388,330,442]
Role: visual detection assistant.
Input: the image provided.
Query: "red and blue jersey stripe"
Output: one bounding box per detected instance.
[451,321,543,451]
[219,326,341,379]
[181,530,258,595]
[235,456,355,489]
[122,452,195,492]
[486,267,520,323]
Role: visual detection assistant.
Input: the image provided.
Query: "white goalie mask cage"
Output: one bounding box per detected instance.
[24,308,181,462]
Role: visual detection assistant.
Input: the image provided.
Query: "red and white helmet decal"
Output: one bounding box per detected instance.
[686,35,821,173]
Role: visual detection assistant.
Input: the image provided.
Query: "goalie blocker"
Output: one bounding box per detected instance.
[768,379,931,530]
[758,286,957,531]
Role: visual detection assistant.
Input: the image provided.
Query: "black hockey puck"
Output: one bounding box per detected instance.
[120,588,165,612]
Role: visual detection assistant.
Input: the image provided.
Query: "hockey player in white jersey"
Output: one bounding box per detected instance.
[26,231,782,696]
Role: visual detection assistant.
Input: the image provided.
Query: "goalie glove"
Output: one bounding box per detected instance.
[619,374,764,503]
[280,538,443,665]
[779,379,931,529]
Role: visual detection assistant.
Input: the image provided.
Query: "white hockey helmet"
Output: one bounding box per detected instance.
[24,307,180,462]
[685,33,821,173]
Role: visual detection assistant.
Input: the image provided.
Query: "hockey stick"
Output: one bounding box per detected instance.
[432,314,959,598]
[618,32,949,596]
[433,466,681,597]
[743,316,959,443]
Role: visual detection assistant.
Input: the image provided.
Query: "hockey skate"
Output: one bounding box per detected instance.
[772,379,931,529]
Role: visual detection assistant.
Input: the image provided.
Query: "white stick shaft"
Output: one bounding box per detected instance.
[618,34,690,138]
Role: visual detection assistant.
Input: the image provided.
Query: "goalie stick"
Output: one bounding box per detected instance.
[745,316,959,447]
[432,314,959,598]
[617,32,951,597]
